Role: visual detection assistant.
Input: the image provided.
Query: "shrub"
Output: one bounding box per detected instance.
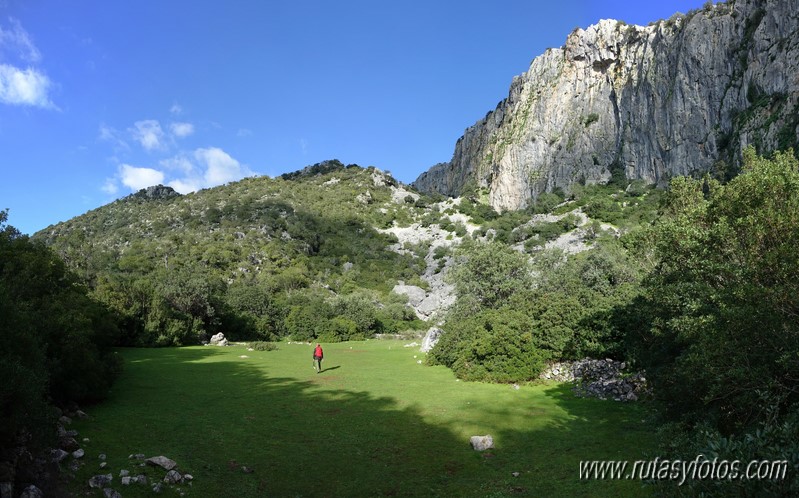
[431,309,549,382]
[248,341,279,351]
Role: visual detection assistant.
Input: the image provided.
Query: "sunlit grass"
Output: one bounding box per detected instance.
[69,340,656,497]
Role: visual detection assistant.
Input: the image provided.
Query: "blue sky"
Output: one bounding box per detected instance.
[1,0,709,235]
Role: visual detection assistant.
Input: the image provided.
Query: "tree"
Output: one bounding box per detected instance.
[447,241,534,313]
[0,210,122,454]
[630,148,799,432]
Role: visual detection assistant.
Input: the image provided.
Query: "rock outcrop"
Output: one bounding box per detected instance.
[414,0,799,211]
[540,358,649,402]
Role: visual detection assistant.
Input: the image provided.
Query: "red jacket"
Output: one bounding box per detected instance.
[313,346,323,359]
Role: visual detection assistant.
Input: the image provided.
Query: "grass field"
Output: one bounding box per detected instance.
[68,340,657,497]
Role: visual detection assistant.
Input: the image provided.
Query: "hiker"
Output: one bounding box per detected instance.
[313,343,324,373]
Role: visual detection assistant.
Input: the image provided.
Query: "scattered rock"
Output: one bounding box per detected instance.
[50,449,69,463]
[164,470,183,484]
[136,475,148,485]
[75,410,89,420]
[512,472,520,478]
[512,384,520,390]
[99,454,107,461]
[119,470,129,477]
[183,474,193,482]
[152,482,163,493]
[58,437,79,452]
[470,435,494,451]
[88,474,112,489]
[72,449,84,459]
[146,456,177,471]
[58,416,72,426]
[241,466,254,474]
[356,190,372,205]
[539,358,648,402]
[128,454,144,460]
[103,488,121,498]
[121,476,131,486]
[99,462,107,469]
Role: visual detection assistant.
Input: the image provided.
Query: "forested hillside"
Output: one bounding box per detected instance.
[35,161,436,346]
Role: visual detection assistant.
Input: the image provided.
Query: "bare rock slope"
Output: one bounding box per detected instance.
[414,0,799,211]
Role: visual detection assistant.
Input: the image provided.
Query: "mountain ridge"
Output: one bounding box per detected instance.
[413,0,799,211]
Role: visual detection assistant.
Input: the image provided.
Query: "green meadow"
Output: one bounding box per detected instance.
[69,340,656,497]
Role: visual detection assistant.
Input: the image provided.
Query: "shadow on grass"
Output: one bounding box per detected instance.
[76,348,655,498]
[319,365,340,373]
[79,348,482,497]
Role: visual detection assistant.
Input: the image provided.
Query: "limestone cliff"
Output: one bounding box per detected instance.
[413,0,799,211]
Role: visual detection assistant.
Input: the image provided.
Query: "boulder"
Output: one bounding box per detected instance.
[470,435,494,451]
[164,470,182,484]
[88,474,112,489]
[72,449,84,459]
[58,436,80,452]
[392,284,427,308]
[420,327,443,353]
[103,489,122,498]
[146,456,177,471]
[50,449,69,463]
[209,333,228,346]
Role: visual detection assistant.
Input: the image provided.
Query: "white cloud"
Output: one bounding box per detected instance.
[98,123,129,150]
[197,147,254,185]
[168,178,202,193]
[101,178,119,195]
[166,147,254,193]
[0,19,56,109]
[119,164,165,190]
[169,103,182,114]
[170,121,194,138]
[129,120,165,151]
[0,18,41,63]
[159,154,195,174]
[0,64,54,108]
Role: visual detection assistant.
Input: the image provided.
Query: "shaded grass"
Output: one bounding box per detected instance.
[69,341,656,497]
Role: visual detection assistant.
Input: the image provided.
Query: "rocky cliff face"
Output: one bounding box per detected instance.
[414,0,799,211]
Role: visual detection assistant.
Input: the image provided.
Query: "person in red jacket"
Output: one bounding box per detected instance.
[313,343,324,373]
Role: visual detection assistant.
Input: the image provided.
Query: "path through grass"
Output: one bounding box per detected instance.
[69,340,656,497]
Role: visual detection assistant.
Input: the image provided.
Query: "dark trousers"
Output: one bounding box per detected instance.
[314,356,322,372]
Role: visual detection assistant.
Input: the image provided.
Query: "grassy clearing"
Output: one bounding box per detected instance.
[69,341,656,497]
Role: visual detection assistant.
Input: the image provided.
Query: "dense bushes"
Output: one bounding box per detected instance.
[0,211,122,452]
[628,148,799,433]
[430,240,642,382]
